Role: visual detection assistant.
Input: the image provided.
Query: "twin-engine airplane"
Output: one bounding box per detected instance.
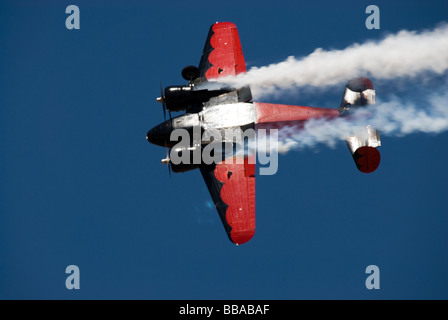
[146,22,381,245]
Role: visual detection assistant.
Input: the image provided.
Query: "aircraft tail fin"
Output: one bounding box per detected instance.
[340,77,381,173]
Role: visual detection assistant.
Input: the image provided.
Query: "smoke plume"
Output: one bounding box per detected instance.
[215,23,448,152]
[220,24,448,99]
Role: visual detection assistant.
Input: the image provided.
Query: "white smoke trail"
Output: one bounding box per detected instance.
[275,92,448,153]
[218,24,448,99]
[214,23,448,153]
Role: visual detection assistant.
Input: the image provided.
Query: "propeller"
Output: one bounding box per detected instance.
[161,144,171,178]
[156,83,167,120]
[156,83,172,121]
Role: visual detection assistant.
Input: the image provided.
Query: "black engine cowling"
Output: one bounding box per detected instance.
[164,85,230,112]
[168,146,201,173]
[167,142,230,173]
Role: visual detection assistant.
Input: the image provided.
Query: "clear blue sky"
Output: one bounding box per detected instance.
[1,0,447,299]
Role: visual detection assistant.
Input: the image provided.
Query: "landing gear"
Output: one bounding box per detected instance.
[181,65,200,82]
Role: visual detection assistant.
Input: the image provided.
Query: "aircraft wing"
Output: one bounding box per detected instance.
[200,156,256,245]
[198,22,247,80]
[197,22,256,245]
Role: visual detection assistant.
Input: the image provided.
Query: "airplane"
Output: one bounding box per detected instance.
[146,22,381,245]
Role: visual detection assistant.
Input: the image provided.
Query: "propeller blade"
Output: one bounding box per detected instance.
[161,145,171,178]
[157,82,167,120]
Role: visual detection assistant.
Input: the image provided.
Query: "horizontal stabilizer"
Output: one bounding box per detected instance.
[341,78,381,173]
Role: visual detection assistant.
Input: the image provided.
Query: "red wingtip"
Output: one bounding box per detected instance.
[353,146,381,173]
[212,22,237,29]
[230,229,255,245]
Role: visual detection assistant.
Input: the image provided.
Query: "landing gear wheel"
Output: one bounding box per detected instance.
[182,65,200,82]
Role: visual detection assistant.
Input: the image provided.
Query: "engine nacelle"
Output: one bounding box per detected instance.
[167,145,201,173]
[164,85,230,112]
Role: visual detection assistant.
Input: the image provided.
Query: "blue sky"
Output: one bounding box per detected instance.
[1,0,447,299]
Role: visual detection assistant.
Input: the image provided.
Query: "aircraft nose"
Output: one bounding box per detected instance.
[146,120,173,147]
[146,127,157,145]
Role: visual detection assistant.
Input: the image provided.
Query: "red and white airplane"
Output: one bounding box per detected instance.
[146,22,381,245]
